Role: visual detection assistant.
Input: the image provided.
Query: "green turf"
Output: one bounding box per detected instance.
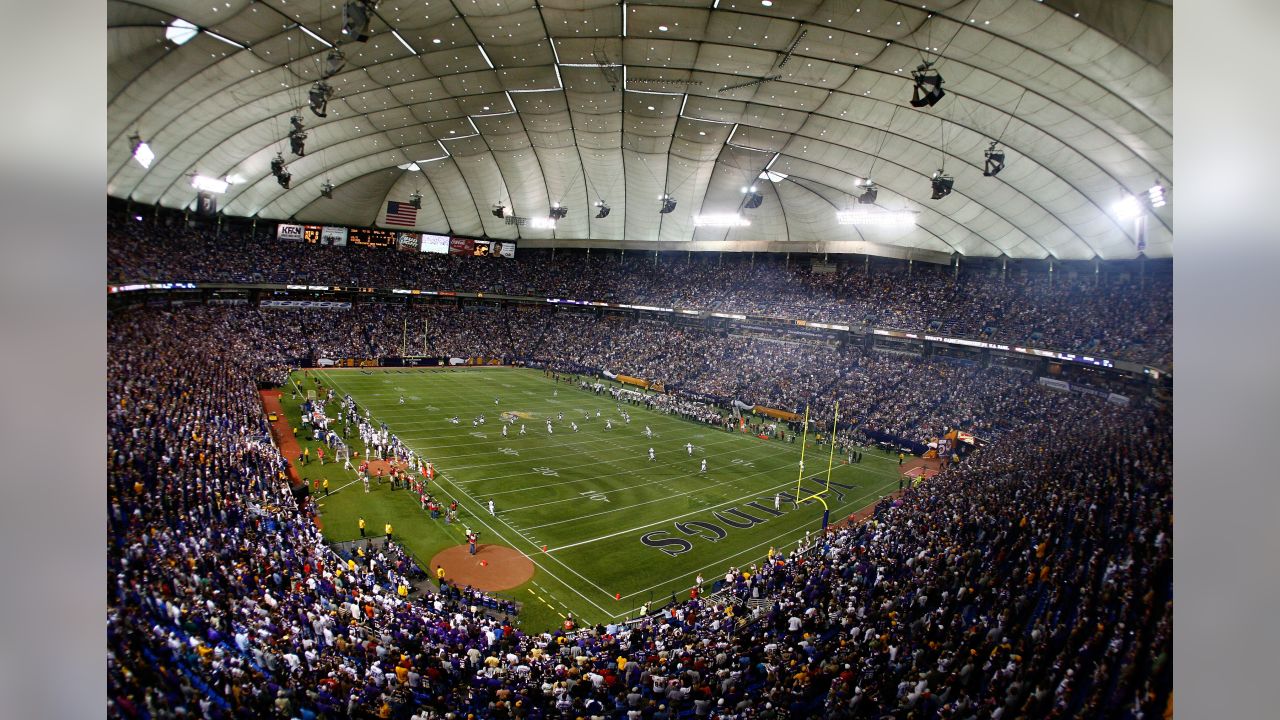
[291,366,904,632]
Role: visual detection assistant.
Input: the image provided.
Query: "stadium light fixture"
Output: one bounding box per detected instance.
[288,115,307,156]
[594,200,610,218]
[166,18,198,46]
[659,194,677,213]
[858,182,878,204]
[549,202,568,220]
[492,203,506,218]
[1112,194,1143,221]
[741,185,764,209]
[309,81,333,118]
[190,174,228,194]
[930,170,954,200]
[1147,182,1166,208]
[322,48,346,78]
[836,209,917,226]
[129,133,154,169]
[341,1,374,42]
[320,180,335,199]
[409,191,422,209]
[910,62,945,107]
[693,213,750,227]
[983,142,1005,177]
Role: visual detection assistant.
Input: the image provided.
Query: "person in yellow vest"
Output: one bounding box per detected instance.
[302,447,310,465]
[397,583,409,598]
[898,452,905,466]
[322,477,329,496]
[358,516,366,537]
[768,546,776,561]
[384,522,393,540]
[436,565,445,584]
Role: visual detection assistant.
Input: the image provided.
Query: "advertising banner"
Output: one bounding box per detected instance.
[320,226,348,246]
[277,223,305,241]
[419,233,450,254]
[396,233,420,252]
[1038,377,1071,392]
[448,237,475,256]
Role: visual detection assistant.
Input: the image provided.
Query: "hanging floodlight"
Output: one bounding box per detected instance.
[129,133,154,169]
[740,185,764,209]
[271,153,291,189]
[341,1,375,43]
[1147,181,1167,208]
[910,62,945,108]
[659,193,677,213]
[594,200,610,218]
[409,191,422,209]
[983,141,1005,177]
[549,202,568,219]
[289,115,307,157]
[321,180,335,198]
[492,203,506,218]
[309,81,334,118]
[323,47,347,78]
[930,170,954,199]
[858,182,878,204]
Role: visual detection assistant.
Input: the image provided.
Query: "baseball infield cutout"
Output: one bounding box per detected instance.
[429,544,535,592]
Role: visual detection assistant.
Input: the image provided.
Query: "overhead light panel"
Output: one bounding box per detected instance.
[129,133,154,169]
[166,18,198,46]
[191,174,228,194]
[910,62,945,107]
[299,24,333,48]
[391,30,415,54]
[693,213,750,227]
[205,31,246,50]
[836,209,916,226]
[983,142,1005,177]
[529,217,557,229]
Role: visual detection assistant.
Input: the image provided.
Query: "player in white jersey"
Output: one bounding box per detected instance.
[644,426,652,438]
[571,422,579,432]
[605,419,612,430]
[648,447,655,461]
[686,442,693,456]
[502,424,508,437]
[519,424,526,435]
[546,420,554,434]
[399,395,405,404]
[700,459,707,473]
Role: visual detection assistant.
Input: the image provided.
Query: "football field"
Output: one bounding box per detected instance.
[307,366,903,630]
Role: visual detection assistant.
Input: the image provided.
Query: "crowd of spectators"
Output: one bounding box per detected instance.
[108,215,1172,365]
[108,302,1170,719]
[168,303,1129,447]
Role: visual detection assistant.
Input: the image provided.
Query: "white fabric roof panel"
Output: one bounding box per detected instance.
[109,0,1171,259]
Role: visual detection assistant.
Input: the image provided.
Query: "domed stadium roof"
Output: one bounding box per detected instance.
[108,0,1171,261]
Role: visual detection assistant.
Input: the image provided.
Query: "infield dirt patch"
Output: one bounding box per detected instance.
[429,544,535,592]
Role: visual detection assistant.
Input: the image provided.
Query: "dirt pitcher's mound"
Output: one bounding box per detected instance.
[429,544,535,592]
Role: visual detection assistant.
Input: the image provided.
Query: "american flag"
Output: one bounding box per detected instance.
[385,201,418,226]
